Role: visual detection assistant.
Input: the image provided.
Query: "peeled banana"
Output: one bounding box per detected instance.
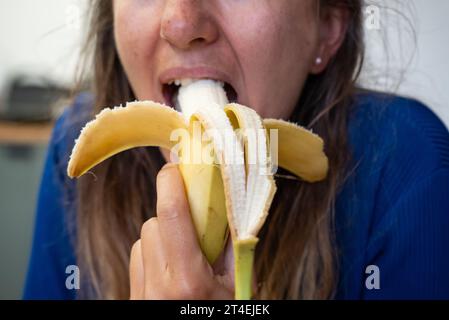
[67,79,328,300]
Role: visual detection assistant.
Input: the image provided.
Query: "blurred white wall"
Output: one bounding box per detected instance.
[0,0,87,90]
[0,0,447,124]
[362,0,449,126]
[402,0,449,123]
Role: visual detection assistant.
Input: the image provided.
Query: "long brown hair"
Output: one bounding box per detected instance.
[73,0,364,299]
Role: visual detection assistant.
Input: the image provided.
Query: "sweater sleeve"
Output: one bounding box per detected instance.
[22,110,78,300]
[362,168,449,299]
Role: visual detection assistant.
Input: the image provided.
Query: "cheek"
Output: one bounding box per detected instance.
[224,4,318,118]
[113,1,161,97]
[114,3,140,66]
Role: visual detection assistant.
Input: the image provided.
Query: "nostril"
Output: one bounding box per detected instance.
[190,37,207,47]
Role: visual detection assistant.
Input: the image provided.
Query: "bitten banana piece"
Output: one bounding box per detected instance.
[67,79,329,300]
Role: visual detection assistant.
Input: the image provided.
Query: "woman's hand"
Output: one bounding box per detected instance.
[129,163,234,299]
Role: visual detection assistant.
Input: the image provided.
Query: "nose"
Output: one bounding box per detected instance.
[160,0,219,50]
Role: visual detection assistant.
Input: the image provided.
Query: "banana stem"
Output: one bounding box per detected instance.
[233,237,259,300]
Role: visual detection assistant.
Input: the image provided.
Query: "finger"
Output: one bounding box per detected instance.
[156,163,203,272]
[129,240,144,299]
[140,217,168,293]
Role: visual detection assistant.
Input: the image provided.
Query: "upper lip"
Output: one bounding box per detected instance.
[159,66,235,88]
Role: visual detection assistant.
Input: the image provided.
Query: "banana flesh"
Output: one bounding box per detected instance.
[175,79,228,119]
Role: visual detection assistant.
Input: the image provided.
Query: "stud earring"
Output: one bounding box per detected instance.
[315,57,323,65]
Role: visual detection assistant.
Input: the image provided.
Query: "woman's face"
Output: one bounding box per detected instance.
[113,0,329,119]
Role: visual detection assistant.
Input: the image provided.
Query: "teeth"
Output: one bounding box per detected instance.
[167,78,225,88]
[170,78,194,86]
[181,79,194,86]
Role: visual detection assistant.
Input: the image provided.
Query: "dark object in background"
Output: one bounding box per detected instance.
[0,75,69,122]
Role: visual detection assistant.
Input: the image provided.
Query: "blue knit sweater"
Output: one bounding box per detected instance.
[23,92,449,299]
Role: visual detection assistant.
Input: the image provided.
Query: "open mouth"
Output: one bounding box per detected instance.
[162,79,238,108]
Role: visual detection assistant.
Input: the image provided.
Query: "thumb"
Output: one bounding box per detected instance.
[156,163,203,269]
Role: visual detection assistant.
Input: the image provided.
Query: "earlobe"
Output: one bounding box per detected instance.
[310,6,350,75]
[309,55,325,74]
[309,51,328,74]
